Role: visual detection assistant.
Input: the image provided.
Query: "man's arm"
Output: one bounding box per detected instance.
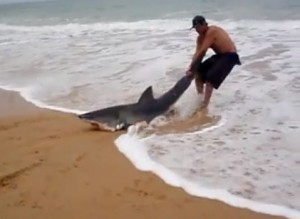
[188,30,214,73]
[192,36,202,62]
[188,36,202,71]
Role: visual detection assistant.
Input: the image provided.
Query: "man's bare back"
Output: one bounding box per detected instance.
[205,25,237,54]
[197,25,237,56]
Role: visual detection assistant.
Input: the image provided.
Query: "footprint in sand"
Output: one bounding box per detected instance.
[134,179,140,187]
[72,153,86,169]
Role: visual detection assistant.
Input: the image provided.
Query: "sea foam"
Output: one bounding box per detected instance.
[114,129,300,219]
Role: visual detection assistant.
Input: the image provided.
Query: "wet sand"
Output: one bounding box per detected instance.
[0,88,287,219]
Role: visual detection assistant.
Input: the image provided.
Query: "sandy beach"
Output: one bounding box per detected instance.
[0,88,287,219]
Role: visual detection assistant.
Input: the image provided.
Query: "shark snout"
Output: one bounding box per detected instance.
[78,114,91,120]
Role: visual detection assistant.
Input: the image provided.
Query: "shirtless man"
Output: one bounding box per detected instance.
[186,15,241,109]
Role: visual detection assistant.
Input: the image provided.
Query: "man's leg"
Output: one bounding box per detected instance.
[193,55,217,109]
[194,74,204,94]
[201,54,239,109]
[202,82,214,109]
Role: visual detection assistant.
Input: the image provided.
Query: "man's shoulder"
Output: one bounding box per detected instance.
[207,25,220,34]
[210,25,228,34]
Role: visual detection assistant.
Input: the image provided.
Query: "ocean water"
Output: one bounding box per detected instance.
[0,0,299,218]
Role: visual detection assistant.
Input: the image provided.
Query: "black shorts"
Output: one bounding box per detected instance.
[194,52,241,89]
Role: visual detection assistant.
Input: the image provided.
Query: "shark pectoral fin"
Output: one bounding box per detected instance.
[137,86,154,104]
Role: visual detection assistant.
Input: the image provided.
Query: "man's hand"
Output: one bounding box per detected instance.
[186,69,192,76]
[186,65,194,77]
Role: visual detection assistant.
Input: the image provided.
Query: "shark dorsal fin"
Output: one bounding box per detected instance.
[138,86,154,104]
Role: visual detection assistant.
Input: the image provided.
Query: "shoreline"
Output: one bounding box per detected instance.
[0,88,290,219]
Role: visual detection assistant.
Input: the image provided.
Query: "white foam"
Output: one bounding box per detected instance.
[0,85,85,114]
[0,18,298,33]
[114,132,300,219]
[0,18,299,114]
[0,19,191,35]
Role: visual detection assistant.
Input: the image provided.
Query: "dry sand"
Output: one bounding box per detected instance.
[0,89,287,219]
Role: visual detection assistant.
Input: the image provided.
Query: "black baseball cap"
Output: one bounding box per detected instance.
[190,15,207,29]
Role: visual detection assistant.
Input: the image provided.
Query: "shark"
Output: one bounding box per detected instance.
[77,75,193,131]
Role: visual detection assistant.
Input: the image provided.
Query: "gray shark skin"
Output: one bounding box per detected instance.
[77,75,193,131]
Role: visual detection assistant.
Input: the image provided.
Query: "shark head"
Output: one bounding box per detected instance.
[78,86,155,131]
[78,107,126,131]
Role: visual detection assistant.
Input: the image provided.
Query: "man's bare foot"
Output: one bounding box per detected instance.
[190,103,208,117]
[200,101,209,110]
[195,107,208,117]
